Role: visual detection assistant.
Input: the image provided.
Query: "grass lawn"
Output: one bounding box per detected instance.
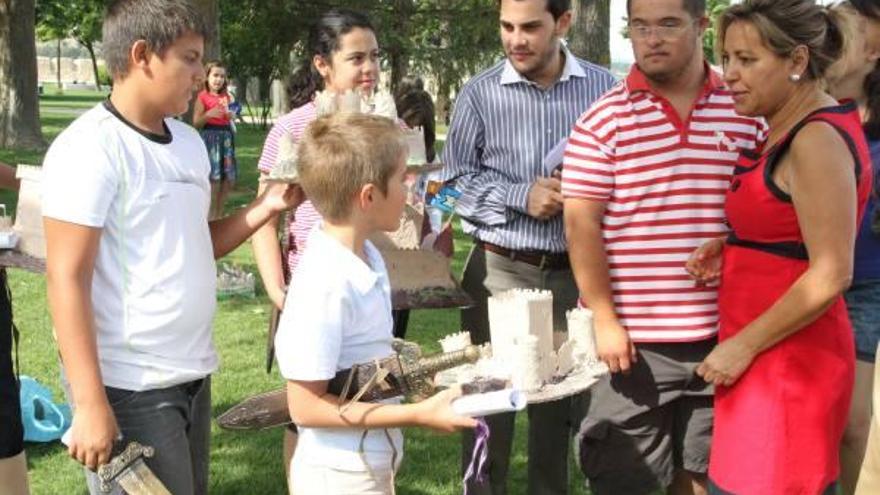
[4,92,590,494]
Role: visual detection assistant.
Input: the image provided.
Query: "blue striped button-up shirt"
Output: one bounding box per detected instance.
[441,47,616,253]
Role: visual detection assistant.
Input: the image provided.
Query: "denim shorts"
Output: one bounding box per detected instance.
[844,279,880,362]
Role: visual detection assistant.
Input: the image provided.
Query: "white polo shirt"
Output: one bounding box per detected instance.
[42,102,218,391]
[275,225,403,472]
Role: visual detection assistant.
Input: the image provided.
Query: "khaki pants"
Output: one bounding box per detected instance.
[290,459,394,495]
[856,343,880,494]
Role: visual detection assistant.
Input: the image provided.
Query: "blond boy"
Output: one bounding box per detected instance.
[275,113,475,494]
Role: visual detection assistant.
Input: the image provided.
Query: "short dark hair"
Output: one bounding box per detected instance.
[626,0,706,19]
[496,0,572,21]
[103,0,208,79]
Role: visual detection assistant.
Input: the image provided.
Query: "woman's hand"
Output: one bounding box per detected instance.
[696,337,757,387]
[686,237,725,286]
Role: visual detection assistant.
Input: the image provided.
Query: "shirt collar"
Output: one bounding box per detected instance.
[308,225,385,295]
[624,62,724,97]
[500,42,586,86]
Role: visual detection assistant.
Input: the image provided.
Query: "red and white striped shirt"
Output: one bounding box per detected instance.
[561,65,765,343]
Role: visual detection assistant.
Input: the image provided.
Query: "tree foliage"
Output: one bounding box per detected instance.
[703,0,731,64]
[35,0,106,90]
[220,0,500,123]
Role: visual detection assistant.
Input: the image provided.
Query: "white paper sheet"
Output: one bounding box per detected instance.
[452,389,527,417]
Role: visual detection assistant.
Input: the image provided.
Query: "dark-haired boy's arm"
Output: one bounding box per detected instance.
[208,182,303,259]
[44,219,117,471]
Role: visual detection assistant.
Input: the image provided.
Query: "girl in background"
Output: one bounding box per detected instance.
[194,60,237,219]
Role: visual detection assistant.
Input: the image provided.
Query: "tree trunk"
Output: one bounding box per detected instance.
[85,41,101,92]
[569,0,611,67]
[55,37,62,94]
[387,0,415,93]
[183,0,220,123]
[0,0,45,149]
[191,0,220,62]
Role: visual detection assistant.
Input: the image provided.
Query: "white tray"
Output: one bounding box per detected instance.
[436,359,608,404]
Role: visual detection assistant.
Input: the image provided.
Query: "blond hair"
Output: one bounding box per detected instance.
[297,113,404,222]
[716,0,846,81]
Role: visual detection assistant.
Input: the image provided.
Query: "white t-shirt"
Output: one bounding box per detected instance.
[275,225,404,472]
[42,102,218,391]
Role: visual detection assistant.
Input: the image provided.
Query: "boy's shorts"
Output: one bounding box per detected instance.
[576,338,715,495]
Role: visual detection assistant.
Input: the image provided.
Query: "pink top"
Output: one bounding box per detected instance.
[257,103,321,277]
[198,90,232,126]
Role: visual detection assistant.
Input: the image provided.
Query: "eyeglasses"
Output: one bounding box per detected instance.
[627,21,694,40]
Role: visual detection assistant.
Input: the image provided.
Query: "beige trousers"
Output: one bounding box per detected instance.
[289,453,395,495]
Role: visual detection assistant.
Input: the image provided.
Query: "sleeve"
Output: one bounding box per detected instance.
[41,129,119,227]
[274,278,347,381]
[257,121,287,174]
[440,86,533,226]
[561,115,616,202]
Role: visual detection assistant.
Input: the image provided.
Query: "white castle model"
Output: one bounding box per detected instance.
[431,289,595,392]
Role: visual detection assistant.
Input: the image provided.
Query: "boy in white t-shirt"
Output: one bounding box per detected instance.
[276,112,476,494]
[40,1,300,493]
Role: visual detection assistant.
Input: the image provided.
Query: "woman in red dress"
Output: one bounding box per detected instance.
[687,1,874,493]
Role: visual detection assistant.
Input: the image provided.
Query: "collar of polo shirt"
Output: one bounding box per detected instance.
[625,61,725,98]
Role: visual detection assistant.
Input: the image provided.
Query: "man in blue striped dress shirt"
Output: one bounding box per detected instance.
[441,0,615,493]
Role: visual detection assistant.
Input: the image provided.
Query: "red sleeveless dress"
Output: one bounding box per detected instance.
[709,102,873,495]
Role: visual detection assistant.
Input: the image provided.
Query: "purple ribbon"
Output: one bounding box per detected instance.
[463,418,490,495]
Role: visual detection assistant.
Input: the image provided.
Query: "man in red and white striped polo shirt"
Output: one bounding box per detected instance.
[561,1,764,494]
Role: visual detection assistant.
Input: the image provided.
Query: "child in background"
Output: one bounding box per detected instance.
[275,112,475,494]
[194,60,237,219]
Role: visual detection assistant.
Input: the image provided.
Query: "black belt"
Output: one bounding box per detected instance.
[479,241,570,270]
[726,232,808,260]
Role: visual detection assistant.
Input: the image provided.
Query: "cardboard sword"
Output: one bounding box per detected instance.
[97,442,171,494]
[62,431,170,494]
